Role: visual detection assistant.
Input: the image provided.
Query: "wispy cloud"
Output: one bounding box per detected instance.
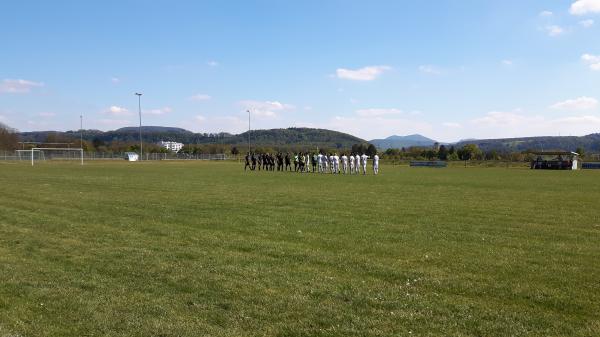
[418,65,442,75]
[111,77,120,84]
[570,0,600,15]
[240,100,294,118]
[501,59,514,66]
[539,10,553,17]
[582,53,600,70]
[189,93,211,101]
[545,25,565,37]
[0,79,44,94]
[550,96,598,110]
[442,122,462,128]
[207,60,219,67]
[336,65,391,81]
[356,108,403,117]
[105,106,131,116]
[144,107,173,115]
[580,19,595,27]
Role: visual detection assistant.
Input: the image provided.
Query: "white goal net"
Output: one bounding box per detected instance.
[29,148,84,166]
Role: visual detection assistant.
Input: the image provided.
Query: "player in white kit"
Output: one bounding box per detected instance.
[329,155,334,173]
[349,155,355,174]
[333,154,340,174]
[355,154,361,174]
[317,153,323,173]
[341,154,348,174]
[373,154,379,175]
[324,154,330,173]
[360,153,369,175]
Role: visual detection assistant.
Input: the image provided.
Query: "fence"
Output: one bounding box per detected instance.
[0,151,232,162]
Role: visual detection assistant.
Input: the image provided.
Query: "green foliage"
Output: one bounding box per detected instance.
[0,122,19,150]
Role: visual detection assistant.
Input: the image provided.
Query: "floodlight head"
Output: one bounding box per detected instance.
[135,92,142,96]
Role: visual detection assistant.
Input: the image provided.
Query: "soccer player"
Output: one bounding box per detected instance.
[349,154,355,174]
[355,154,360,174]
[333,153,340,174]
[294,153,299,172]
[324,154,330,173]
[360,153,369,175]
[341,154,348,174]
[312,153,318,173]
[251,153,257,171]
[244,152,251,171]
[373,154,379,175]
[317,153,323,173]
[329,154,335,173]
[285,153,292,171]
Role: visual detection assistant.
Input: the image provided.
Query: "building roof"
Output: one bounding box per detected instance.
[529,151,579,156]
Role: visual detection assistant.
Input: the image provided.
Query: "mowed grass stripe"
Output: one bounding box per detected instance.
[0,161,599,336]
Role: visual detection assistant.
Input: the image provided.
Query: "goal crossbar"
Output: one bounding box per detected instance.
[31,147,83,166]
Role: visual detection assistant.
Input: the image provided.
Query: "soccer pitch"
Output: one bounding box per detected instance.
[1,161,599,336]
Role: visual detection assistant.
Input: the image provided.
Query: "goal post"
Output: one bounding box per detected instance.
[31,148,83,166]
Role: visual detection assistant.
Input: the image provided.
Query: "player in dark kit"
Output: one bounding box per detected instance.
[244,153,251,171]
[285,153,292,171]
[251,153,257,171]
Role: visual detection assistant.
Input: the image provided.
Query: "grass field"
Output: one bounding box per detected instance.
[1,161,599,336]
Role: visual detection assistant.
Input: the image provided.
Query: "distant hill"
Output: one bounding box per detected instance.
[19,126,366,150]
[455,134,600,153]
[370,134,438,149]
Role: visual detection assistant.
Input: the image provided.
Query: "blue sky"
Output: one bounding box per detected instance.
[1,0,599,142]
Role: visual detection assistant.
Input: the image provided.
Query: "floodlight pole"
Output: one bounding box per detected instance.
[247,109,251,153]
[80,115,83,149]
[135,93,143,160]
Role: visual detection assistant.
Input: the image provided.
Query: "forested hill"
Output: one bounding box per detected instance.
[18,126,366,149]
[455,134,600,153]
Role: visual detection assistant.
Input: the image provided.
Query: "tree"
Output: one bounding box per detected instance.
[366,144,377,156]
[231,146,240,155]
[0,122,19,151]
[438,145,448,160]
[575,147,585,158]
[457,144,482,160]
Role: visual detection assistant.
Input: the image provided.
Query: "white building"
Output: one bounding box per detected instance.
[159,141,184,153]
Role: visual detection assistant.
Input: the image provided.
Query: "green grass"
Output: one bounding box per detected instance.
[1,161,599,336]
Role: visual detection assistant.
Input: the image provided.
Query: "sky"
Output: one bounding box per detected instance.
[1,0,600,142]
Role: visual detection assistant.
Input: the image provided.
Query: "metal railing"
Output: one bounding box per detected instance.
[0,151,232,161]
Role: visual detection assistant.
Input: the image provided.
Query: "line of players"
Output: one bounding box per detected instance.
[244,152,380,175]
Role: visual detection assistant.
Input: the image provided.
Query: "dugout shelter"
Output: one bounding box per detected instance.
[529,151,579,170]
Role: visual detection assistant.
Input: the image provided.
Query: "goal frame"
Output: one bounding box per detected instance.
[31,147,83,166]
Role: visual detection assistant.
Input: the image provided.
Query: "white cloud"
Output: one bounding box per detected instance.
[580,19,595,27]
[472,110,543,127]
[189,93,211,101]
[145,107,173,115]
[207,60,219,67]
[355,108,403,117]
[190,115,247,134]
[570,0,600,15]
[550,97,598,110]
[240,100,294,118]
[327,115,432,140]
[38,112,56,117]
[581,53,600,70]
[545,25,565,37]
[468,109,600,138]
[0,79,44,94]
[501,59,513,66]
[418,65,441,75]
[335,65,391,81]
[105,106,131,116]
[539,10,554,17]
[111,77,120,84]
